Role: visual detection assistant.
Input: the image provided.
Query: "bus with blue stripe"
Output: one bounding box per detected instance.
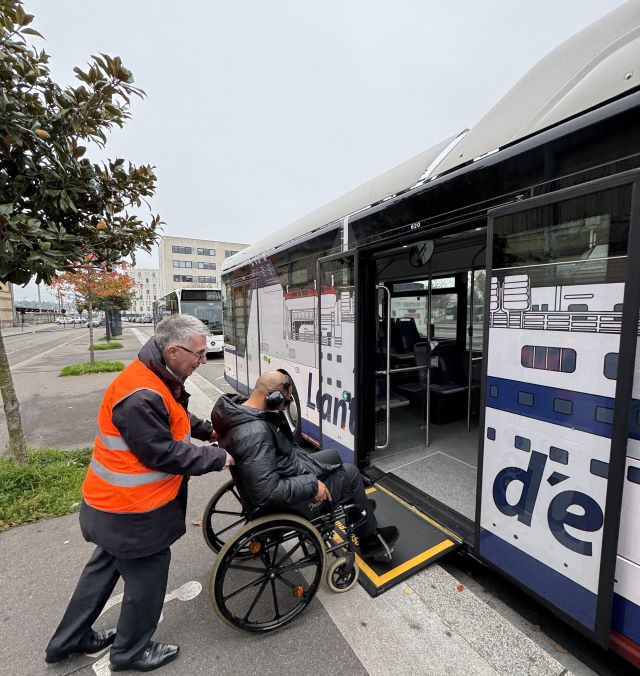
[220,3,640,667]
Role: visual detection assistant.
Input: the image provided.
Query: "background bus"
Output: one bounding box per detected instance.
[152,288,224,356]
[220,4,640,668]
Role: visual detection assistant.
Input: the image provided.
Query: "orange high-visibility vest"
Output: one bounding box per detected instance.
[82,358,190,513]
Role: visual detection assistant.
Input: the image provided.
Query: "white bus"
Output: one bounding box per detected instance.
[220,5,640,668]
[152,288,224,356]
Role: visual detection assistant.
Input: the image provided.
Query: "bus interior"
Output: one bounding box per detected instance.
[369,228,487,528]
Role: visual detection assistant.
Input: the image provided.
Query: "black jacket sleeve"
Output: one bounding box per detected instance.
[112,390,227,475]
[189,413,214,441]
[233,421,318,510]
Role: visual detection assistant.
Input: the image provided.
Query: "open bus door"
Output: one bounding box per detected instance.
[316,251,358,464]
[477,173,640,646]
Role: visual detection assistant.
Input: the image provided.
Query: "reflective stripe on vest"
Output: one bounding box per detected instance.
[90,458,172,487]
[97,432,130,451]
[96,430,191,452]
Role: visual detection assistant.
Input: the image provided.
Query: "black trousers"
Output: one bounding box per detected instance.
[46,546,171,663]
[322,463,378,540]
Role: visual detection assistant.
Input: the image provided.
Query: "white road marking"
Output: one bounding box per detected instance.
[90,581,202,675]
[9,332,86,371]
[190,370,226,397]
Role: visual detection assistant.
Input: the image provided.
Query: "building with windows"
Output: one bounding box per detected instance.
[158,236,248,295]
[0,282,14,328]
[122,268,160,318]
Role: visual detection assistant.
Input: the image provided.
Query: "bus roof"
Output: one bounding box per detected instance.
[222,132,463,272]
[433,1,640,175]
[223,1,640,275]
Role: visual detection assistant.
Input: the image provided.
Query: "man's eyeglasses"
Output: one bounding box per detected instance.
[176,345,207,360]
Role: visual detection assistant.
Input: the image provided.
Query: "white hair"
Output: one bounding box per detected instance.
[155,314,209,351]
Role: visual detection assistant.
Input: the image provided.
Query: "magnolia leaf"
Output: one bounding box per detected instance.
[21,27,43,38]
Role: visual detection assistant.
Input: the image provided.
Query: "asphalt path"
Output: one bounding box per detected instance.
[2,324,93,368]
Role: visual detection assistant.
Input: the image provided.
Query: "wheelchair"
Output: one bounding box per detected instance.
[203,466,363,633]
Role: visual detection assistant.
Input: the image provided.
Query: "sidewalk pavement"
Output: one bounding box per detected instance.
[1,321,57,337]
[0,328,592,676]
[0,328,141,450]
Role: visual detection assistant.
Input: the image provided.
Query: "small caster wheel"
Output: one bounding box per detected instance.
[326,556,359,592]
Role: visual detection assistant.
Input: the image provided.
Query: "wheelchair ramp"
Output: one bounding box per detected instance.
[333,484,461,597]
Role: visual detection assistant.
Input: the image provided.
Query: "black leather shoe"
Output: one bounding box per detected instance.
[110,642,180,672]
[45,628,117,663]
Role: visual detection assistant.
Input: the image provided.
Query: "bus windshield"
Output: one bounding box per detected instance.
[180,289,223,333]
[180,299,222,332]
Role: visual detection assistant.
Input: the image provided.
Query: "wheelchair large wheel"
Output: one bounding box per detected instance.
[202,478,248,553]
[211,514,326,632]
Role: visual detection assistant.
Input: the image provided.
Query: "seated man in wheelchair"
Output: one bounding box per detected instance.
[211,370,399,563]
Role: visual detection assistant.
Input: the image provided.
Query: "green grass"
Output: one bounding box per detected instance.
[92,341,123,351]
[98,334,123,341]
[0,448,92,530]
[59,361,125,376]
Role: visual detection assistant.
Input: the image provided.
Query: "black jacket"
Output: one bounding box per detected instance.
[211,394,340,514]
[80,337,227,558]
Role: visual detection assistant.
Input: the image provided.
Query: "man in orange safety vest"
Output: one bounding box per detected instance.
[46,315,233,672]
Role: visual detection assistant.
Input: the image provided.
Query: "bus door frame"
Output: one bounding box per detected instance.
[476,170,640,646]
[316,249,359,463]
[230,277,260,394]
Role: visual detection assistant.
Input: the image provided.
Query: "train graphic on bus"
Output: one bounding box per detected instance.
[484,272,639,641]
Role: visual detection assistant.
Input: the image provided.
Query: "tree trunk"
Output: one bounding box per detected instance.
[88,301,95,365]
[105,300,112,342]
[0,328,27,465]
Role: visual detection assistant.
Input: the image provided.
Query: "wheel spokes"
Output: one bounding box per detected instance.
[275,573,313,599]
[277,552,321,575]
[227,563,268,574]
[223,572,269,602]
[275,535,303,566]
[215,521,325,631]
[215,517,249,537]
[212,508,244,517]
[270,579,281,621]
[242,577,270,623]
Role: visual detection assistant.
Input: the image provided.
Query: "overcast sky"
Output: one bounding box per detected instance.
[15,0,626,301]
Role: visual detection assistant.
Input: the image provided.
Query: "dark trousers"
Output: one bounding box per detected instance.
[46,546,171,663]
[322,463,378,540]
